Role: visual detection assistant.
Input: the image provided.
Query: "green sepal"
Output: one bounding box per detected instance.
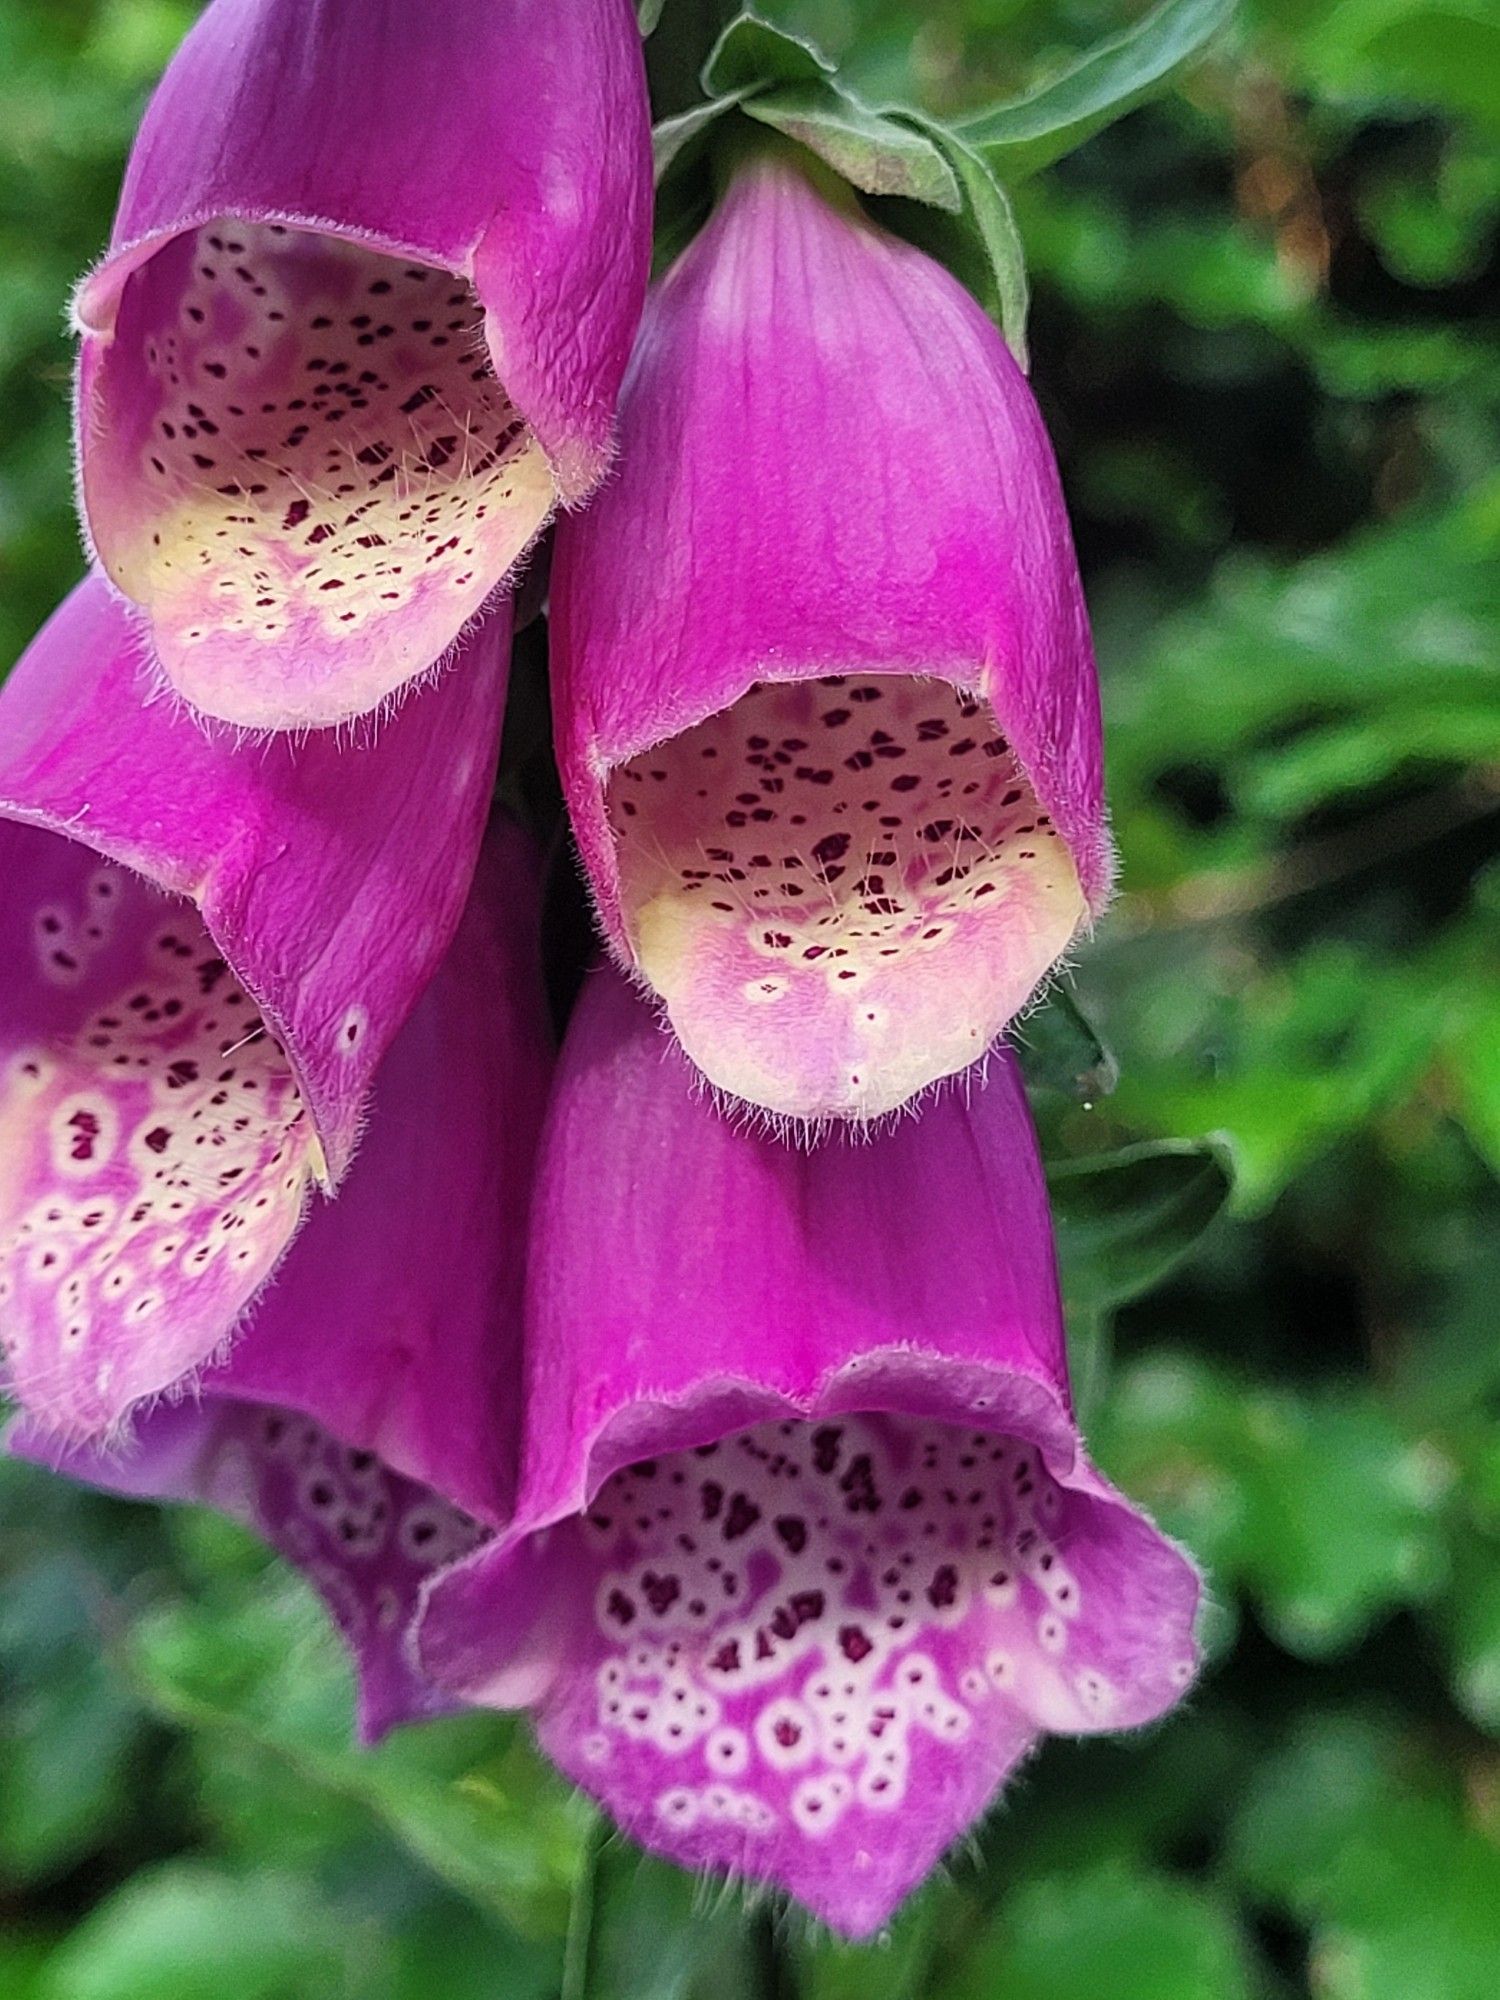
[744,82,961,209]
[960,0,1238,181]
[654,12,1016,342]
[700,14,833,95]
[1016,987,1119,1102]
[652,91,745,182]
[888,115,1031,365]
[701,15,960,210]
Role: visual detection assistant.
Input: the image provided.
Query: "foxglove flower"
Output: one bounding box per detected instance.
[0,576,507,1437]
[419,971,1199,1936]
[10,825,550,1738]
[552,150,1109,1124]
[77,0,651,729]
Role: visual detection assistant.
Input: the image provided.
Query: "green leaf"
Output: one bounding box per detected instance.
[927,127,1030,362]
[0,1646,147,1883]
[1047,1137,1234,1314]
[1016,987,1118,1102]
[1235,706,1500,820]
[1238,1400,1450,1657]
[0,1529,159,1884]
[934,1862,1252,2000]
[694,15,961,211]
[1439,1534,1500,1733]
[1226,1712,1397,1910]
[652,93,744,181]
[1099,1362,1449,1655]
[793,1892,940,2000]
[637,0,667,34]
[975,1708,1255,1884]
[744,84,961,209]
[1352,7,1500,137]
[1101,935,1471,1212]
[960,0,1238,180]
[1449,984,1500,1178]
[127,1552,589,1939]
[880,117,1030,361]
[0,1936,55,2000]
[701,13,832,96]
[36,1865,350,2000]
[1228,1713,1500,2000]
[387,1899,558,2000]
[1066,1307,1115,1428]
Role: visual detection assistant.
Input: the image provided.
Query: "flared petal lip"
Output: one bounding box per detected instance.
[0,788,336,1188]
[74,210,605,501]
[356,1667,461,1746]
[5,1399,206,1490]
[3,1404,466,1745]
[423,1342,1203,1727]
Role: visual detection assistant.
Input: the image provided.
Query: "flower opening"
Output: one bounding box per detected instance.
[86,223,553,728]
[0,829,314,1435]
[610,674,1085,1118]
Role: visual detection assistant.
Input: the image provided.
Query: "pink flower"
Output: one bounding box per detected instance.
[419,970,1199,1936]
[76,0,651,728]
[552,151,1110,1124]
[10,823,550,1740]
[0,577,507,1436]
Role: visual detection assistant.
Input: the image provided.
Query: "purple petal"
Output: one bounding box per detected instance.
[9,827,550,1737]
[16,1398,481,1741]
[552,153,1107,1122]
[207,823,551,1525]
[77,0,651,727]
[419,972,1200,1936]
[0,576,507,1436]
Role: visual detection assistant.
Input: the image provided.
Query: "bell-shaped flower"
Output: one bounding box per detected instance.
[0,575,507,1437]
[418,970,1200,1937]
[552,149,1109,1125]
[76,0,652,729]
[9,824,550,1739]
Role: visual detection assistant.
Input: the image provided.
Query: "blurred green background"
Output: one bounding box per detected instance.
[2,1,1498,1995]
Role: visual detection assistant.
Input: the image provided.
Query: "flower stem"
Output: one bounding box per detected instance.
[752,1906,798,2000]
[559,1816,605,2000]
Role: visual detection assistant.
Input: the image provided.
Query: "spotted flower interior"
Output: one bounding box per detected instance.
[86,221,553,727]
[0,829,317,1434]
[608,675,1087,1121]
[525,1412,1198,1936]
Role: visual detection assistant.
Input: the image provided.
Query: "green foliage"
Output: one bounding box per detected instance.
[128,1517,591,1938]
[1228,1714,1500,2000]
[561,1834,770,2000]
[959,0,1239,178]
[1049,1138,1235,1315]
[1015,984,1119,1100]
[0,0,200,666]
[2,1,1498,1998]
[1099,1355,1449,1655]
[38,1865,361,2000]
[933,1862,1254,2000]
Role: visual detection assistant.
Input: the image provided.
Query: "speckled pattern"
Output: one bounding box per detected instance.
[93,223,551,726]
[611,675,1083,1118]
[0,839,313,1435]
[526,1409,1194,1933]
